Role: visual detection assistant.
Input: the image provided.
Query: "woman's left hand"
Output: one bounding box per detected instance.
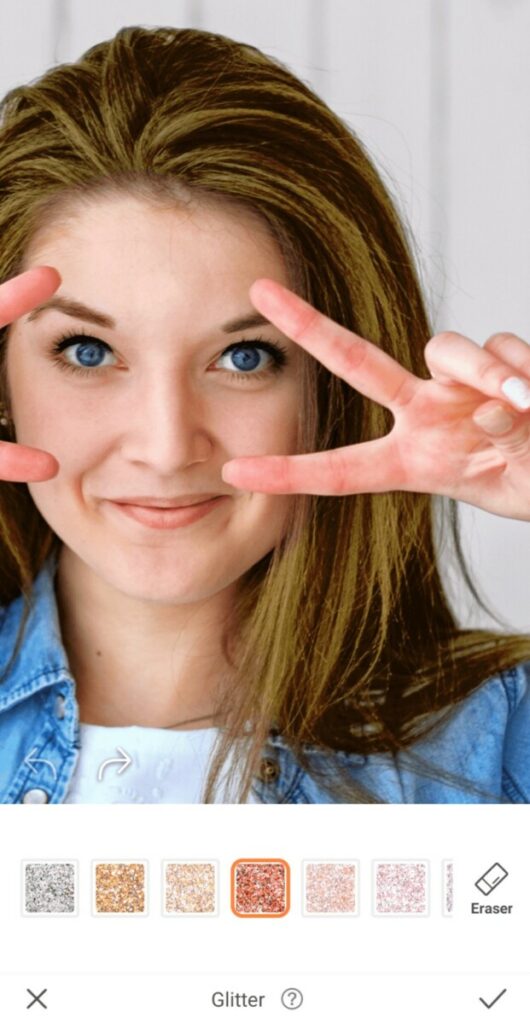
[221,279,530,521]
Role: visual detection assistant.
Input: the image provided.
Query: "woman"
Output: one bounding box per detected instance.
[0,26,528,804]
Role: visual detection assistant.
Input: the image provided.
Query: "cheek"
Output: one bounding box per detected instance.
[246,490,295,551]
[224,390,300,456]
[21,402,105,528]
[9,374,102,461]
[7,341,103,450]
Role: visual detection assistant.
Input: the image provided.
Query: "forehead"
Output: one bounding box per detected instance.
[21,194,289,328]
[25,193,283,266]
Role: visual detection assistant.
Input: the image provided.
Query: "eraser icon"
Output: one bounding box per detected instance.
[474,862,508,896]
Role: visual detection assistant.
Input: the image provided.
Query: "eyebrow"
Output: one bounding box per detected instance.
[25,296,272,333]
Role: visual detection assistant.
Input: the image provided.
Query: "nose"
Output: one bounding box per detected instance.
[120,376,214,473]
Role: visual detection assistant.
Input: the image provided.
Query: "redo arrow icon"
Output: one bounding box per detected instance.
[97,747,133,782]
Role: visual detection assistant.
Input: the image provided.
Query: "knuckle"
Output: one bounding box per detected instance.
[276,455,294,490]
[495,433,529,457]
[425,331,460,354]
[474,358,501,385]
[390,374,416,408]
[341,334,368,372]
[292,306,321,341]
[484,331,524,347]
[483,335,530,378]
[329,448,350,495]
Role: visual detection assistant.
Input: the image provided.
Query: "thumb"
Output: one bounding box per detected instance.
[473,401,529,456]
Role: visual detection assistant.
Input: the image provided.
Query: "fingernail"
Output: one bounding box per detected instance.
[500,376,530,410]
[474,406,515,434]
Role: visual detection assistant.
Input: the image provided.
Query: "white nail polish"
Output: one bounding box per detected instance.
[500,376,530,410]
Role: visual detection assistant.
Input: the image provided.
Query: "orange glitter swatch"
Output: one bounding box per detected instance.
[231,858,290,918]
[94,862,146,914]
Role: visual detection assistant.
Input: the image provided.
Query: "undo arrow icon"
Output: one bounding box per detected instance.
[24,748,57,780]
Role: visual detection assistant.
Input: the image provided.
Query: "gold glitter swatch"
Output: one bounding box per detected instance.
[94,862,146,914]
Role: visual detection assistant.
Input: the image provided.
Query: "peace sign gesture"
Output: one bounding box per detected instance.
[221,279,530,522]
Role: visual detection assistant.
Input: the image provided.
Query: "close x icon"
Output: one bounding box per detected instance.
[26,987,47,1010]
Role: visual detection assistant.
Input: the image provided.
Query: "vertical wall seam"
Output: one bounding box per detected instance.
[51,0,70,64]
[308,0,329,100]
[185,0,203,28]
[428,0,451,332]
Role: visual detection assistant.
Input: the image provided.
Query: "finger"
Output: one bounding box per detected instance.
[249,278,419,411]
[425,331,530,413]
[483,331,530,374]
[472,400,529,459]
[222,435,404,495]
[0,440,59,482]
[0,266,61,328]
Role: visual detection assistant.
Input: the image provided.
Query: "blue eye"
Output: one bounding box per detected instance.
[50,333,116,375]
[49,330,288,382]
[229,347,262,372]
[68,340,114,368]
[216,343,279,376]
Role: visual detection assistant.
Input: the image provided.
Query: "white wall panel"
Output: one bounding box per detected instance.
[0,0,55,96]
[192,0,313,69]
[439,0,530,631]
[55,0,191,61]
[324,0,436,319]
[443,0,530,340]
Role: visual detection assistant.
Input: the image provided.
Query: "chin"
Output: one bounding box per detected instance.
[99,556,234,605]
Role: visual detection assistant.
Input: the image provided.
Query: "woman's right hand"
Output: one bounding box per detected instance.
[0,266,61,481]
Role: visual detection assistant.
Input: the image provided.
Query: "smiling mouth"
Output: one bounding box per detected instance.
[104,495,228,530]
[106,492,224,509]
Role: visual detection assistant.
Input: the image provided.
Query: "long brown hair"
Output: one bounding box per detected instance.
[0,25,527,802]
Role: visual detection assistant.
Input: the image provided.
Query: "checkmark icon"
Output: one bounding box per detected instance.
[479,988,507,1009]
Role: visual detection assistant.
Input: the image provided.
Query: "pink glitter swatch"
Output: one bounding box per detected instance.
[443,860,454,916]
[231,859,290,917]
[374,861,428,915]
[304,861,358,915]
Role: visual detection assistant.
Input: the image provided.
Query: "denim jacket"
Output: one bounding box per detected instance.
[0,552,529,804]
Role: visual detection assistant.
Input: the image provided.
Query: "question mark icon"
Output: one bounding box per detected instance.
[281,987,303,1009]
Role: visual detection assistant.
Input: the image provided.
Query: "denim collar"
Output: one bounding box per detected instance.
[0,548,73,712]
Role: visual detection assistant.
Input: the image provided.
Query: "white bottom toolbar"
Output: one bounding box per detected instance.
[1,973,526,1022]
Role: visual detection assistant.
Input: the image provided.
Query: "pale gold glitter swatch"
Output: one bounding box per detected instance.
[165,862,216,914]
[95,863,146,914]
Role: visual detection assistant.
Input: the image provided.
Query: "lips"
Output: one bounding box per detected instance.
[106,493,223,509]
[103,494,228,530]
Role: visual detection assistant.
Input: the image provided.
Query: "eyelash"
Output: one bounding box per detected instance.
[48,329,289,383]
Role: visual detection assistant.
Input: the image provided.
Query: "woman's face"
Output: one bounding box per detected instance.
[6,194,302,604]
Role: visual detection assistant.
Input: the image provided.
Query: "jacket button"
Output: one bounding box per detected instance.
[55,694,66,719]
[258,758,280,783]
[21,788,49,804]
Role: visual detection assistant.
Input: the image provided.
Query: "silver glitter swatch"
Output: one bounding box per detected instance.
[24,862,76,914]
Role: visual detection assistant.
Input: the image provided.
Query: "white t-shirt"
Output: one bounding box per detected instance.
[64,723,258,804]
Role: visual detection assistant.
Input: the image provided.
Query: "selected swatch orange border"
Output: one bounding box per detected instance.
[230,858,291,918]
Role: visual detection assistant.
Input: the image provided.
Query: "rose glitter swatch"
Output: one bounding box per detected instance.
[303,861,358,915]
[164,861,218,915]
[443,860,454,916]
[373,861,429,916]
[93,861,147,915]
[231,859,290,917]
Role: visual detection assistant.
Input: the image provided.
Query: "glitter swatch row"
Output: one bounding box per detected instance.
[21,858,453,917]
